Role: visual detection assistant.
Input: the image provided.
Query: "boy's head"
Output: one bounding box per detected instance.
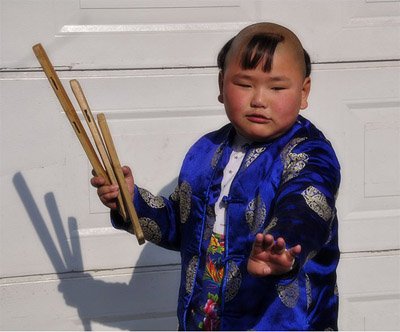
[217,22,312,142]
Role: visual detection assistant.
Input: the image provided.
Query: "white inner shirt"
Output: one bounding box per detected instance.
[212,135,251,235]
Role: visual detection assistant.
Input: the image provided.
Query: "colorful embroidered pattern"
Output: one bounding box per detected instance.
[207,233,225,256]
[197,233,225,330]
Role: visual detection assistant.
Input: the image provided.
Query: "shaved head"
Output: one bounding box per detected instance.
[218,22,310,78]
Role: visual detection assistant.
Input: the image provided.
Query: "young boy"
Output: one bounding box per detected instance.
[91,22,340,331]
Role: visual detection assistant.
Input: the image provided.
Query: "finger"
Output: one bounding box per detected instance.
[121,165,135,194]
[102,201,118,210]
[90,176,106,188]
[288,244,302,257]
[99,189,119,210]
[97,184,119,197]
[252,233,265,255]
[121,165,132,177]
[121,166,134,184]
[262,233,275,250]
[272,237,286,255]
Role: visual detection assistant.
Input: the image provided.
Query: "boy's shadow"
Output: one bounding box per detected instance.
[13,172,179,331]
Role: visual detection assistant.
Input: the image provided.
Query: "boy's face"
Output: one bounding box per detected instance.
[219,43,311,142]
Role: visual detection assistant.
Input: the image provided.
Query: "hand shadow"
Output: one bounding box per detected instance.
[12,172,179,331]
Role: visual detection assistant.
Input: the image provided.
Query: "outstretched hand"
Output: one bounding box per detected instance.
[247,233,301,277]
[90,166,134,211]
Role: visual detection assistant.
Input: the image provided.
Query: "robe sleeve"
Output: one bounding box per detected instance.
[268,137,341,278]
[111,184,182,251]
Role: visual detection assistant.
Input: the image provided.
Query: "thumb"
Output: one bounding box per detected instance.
[121,165,135,197]
[121,165,132,177]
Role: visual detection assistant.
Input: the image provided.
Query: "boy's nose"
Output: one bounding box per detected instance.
[250,89,267,109]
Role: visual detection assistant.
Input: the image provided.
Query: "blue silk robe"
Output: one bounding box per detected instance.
[112,115,341,331]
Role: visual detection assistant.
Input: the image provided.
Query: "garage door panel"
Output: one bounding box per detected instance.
[2,0,399,70]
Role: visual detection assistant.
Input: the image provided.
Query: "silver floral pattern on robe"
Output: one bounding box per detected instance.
[305,250,318,264]
[203,205,215,240]
[305,274,312,310]
[281,137,309,184]
[277,278,300,308]
[263,216,278,234]
[179,181,192,223]
[245,195,267,234]
[334,283,339,297]
[170,184,180,202]
[139,217,162,244]
[186,256,199,294]
[224,261,242,302]
[138,187,166,209]
[325,210,335,244]
[211,143,225,168]
[244,147,267,168]
[302,186,333,222]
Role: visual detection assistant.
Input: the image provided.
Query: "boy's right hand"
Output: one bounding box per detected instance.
[247,233,301,277]
[90,166,134,211]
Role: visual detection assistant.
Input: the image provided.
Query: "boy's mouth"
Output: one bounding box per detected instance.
[245,113,272,124]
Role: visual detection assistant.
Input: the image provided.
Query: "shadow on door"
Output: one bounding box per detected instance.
[13,172,180,330]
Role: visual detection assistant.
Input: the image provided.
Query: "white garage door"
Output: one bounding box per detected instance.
[1,1,399,330]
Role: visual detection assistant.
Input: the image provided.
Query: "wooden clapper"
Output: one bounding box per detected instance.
[33,43,145,245]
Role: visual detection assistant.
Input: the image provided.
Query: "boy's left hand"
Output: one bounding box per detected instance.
[247,233,301,277]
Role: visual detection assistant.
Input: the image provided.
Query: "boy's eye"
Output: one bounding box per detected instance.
[271,86,286,91]
[234,81,251,88]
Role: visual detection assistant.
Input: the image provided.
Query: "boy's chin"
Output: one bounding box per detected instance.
[236,128,283,143]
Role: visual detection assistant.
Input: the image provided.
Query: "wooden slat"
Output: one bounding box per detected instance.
[70,79,128,221]
[97,113,145,245]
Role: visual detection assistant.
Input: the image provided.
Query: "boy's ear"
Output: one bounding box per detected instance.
[218,71,224,103]
[300,77,311,110]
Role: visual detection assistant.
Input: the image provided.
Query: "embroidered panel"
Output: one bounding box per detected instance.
[245,195,267,234]
[263,216,278,234]
[186,255,199,294]
[277,278,300,308]
[138,187,166,208]
[179,181,192,223]
[139,217,162,244]
[281,137,309,184]
[243,147,266,168]
[301,186,333,222]
[224,261,242,302]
